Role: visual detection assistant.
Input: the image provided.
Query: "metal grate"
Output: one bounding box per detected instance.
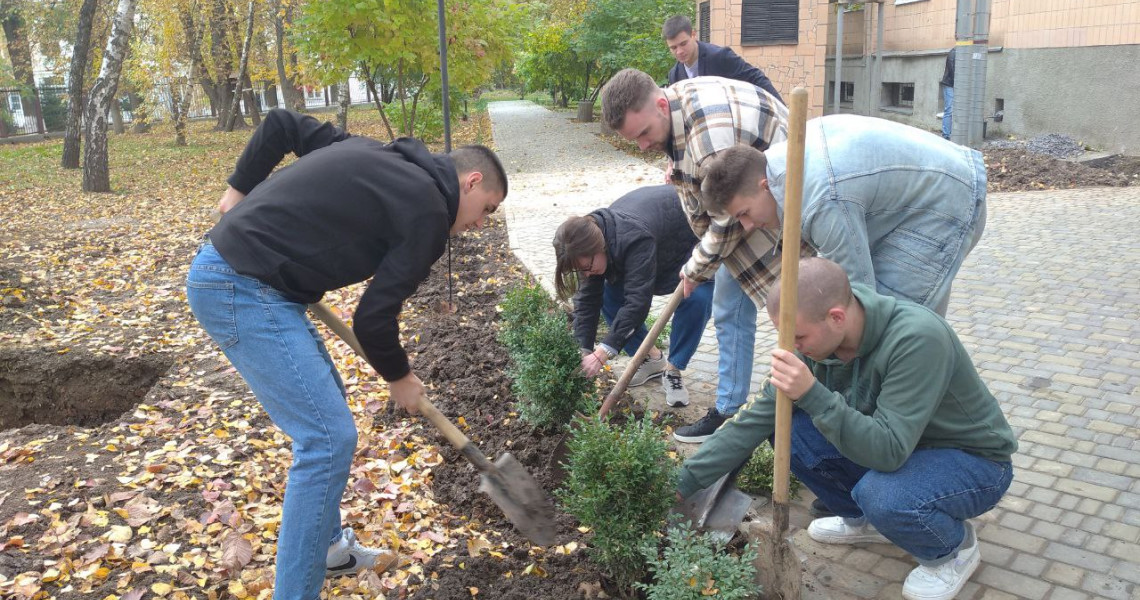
[699,1,711,42]
[741,0,799,45]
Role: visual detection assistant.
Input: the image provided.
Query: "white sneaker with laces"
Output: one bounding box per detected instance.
[902,521,980,600]
[807,516,891,545]
[326,527,386,577]
[662,370,690,407]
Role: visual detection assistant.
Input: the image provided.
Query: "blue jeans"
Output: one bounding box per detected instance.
[601,279,714,371]
[787,409,1013,565]
[712,265,757,416]
[942,85,954,139]
[187,242,354,600]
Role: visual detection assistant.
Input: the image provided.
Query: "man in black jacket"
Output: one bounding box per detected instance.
[663,15,784,104]
[552,185,713,408]
[186,109,506,600]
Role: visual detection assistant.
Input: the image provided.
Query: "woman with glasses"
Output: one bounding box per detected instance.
[552,185,714,408]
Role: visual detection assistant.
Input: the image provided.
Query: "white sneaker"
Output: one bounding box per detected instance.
[628,353,667,387]
[326,527,388,577]
[807,516,890,545]
[663,370,690,407]
[902,522,980,600]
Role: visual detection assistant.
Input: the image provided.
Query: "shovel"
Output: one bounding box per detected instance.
[548,281,686,476]
[675,87,810,599]
[309,301,557,547]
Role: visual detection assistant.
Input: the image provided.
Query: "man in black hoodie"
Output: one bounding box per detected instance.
[186,109,506,600]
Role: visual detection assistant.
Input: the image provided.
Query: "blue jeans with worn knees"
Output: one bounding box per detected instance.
[600,279,714,371]
[712,265,757,416]
[187,242,357,600]
[942,85,953,139]
[787,409,1013,565]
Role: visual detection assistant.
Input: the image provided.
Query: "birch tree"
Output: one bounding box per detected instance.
[82,0,137,192]
[61,0,100,168]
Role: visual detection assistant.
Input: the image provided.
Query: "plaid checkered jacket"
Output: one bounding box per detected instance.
[664,76,813,305]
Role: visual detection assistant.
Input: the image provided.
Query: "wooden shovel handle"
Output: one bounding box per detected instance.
[598,282,687,419]
[773,88,809,505]
[308,302,491,466]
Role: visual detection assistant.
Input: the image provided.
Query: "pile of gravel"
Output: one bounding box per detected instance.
[983,139,1025,151]
[1024,133,1084,159]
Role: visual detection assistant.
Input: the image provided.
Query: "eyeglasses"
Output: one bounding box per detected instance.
[572,255,595,275]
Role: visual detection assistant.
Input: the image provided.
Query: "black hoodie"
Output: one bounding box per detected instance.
[209,109,460,382]
[571,185,698,351]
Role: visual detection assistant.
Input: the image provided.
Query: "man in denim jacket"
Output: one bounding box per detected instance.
[700,114,987,316]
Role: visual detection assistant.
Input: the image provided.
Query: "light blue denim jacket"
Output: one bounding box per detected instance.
[765,114,987,311]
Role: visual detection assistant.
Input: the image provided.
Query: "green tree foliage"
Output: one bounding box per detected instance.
[736,440,803,499]
[637,521,759,600]
[558,415,677,597]
[293,0,523,140]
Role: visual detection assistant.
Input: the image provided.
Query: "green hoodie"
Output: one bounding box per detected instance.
[678,284,1017,499]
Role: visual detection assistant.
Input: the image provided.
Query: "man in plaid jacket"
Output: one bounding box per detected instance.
[601,68,810,443]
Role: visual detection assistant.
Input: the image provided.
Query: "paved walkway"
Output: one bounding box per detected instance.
[488,100,1140,600]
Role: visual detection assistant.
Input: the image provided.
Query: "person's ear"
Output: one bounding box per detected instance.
[828,306,846,327]
[655,95,669,114]
[759,177,769,191]
[463,171,483,192]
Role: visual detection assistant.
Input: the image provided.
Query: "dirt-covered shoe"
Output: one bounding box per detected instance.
[672,407,727,443]
[807,517,890,545]
[326,527,395,577]
[902,522,980,600]
[628,353,667,387]
[663,370,689,407]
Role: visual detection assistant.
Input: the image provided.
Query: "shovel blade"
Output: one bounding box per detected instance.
[702,487,753,544]
[478,453,557,546]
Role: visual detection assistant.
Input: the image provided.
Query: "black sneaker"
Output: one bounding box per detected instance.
[809,498,836,518]
[672,407,727,443]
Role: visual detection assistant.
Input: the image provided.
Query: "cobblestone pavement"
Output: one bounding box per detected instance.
[489,100,1140,600]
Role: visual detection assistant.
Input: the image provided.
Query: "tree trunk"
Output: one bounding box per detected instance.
[83,0,138,193]
[271,0,303,111]
[265,83,278,108]
[336,78,350,131]
[243,74,261,126]
[362,62,395,141]
[111,102,124,133]
[170,79,188,146]
[62,0,99,168]
[209,0,242,130]
[0,0,43,133]
[225,0,255,131]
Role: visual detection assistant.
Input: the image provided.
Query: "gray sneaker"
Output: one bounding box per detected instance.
[663,370,689,407]
[628,353,667,387]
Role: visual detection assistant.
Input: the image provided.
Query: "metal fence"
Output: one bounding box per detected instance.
[0,79,381,139]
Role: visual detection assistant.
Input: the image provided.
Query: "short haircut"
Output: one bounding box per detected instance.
[767,257,853,322]
[700,145,768,214]
[663,15,693,39]
[552,215,605,300]
[450,144,508,198]
[601,68,660,131]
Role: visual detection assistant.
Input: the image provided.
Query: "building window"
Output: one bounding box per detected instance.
[699,2,711,43]
[882,82,915,111]
[741,0,798,45]
[7,93,22,114]
[841,82,855,103]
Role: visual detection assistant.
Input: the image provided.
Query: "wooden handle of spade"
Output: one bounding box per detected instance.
[307,302,495,469]
[773,88,809,506]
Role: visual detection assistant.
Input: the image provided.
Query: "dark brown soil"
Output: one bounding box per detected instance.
[984,148,1137,192]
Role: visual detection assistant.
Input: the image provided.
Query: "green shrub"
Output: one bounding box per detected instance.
[637,521,759,600]
[557,416,677,596]
[643,313,672,352]
[736,440,802,499]
[39,92,67,132]
[497,282,556,355]
[510,310,596,429]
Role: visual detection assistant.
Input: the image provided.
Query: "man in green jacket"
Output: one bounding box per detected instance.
[678,257,1016,600]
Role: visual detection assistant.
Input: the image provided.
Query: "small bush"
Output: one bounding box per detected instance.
[510,310,596,429]
[498,282,556,355]
[557,416,677,596]
[736,440,802,499]
[637,521,759,600]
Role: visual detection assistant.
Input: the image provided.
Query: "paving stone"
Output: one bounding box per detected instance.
[979,525,1048,553]
[1079,572,1132,600]
[869,556,912,581]
[1054,479,1121,503]
[1042,542,1116,573]
[975,565,1052,599]
[976,541,1015,567]
[1008,553,1048,577]
[810,560,889,599]
[1044,588,1090,600]
[1044,562,1087,588]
